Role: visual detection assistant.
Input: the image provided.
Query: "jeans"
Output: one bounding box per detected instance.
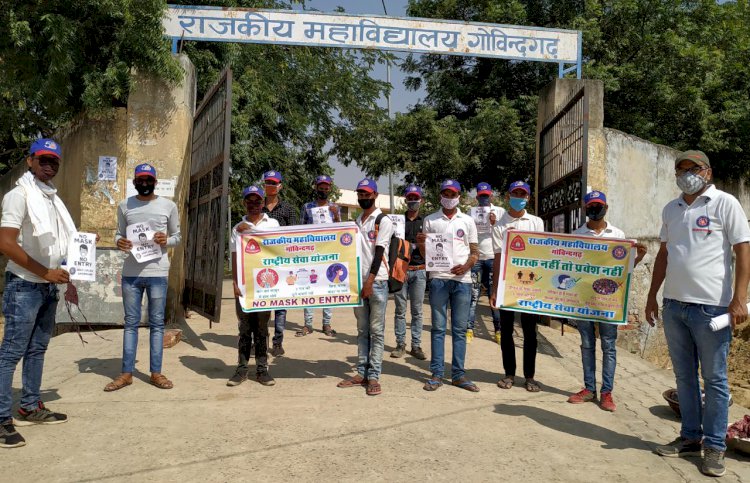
[393,269,426,347]
[662,298,732,451]
[272,310,286,346]
[236,301,270,373]
[429,279,471,380]
[303,307,332,329]
[0,273,58,421]
[121,276,167,374]
[469,259,500,331]
[500,310,538,379]
[353,280,388,381]
[577,320,618,394]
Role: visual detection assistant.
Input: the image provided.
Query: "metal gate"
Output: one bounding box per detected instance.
[536,86,589,233]
[183,67,232,324]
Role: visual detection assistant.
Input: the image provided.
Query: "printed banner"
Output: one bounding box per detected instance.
[64,232,97,281]
[425,233,453,271]
[496,230,634,324]
[236,223,361,312]
[126,222,161,263]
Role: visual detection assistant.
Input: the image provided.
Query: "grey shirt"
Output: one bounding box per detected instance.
[115,196,181,277]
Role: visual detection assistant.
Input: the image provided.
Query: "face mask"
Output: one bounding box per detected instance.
[477,196,491,207]
[135,183,155,196]
[509,197,527,211]
[440,196,460,210]
[406,200,420,211]
[265,185,279,196]
[585,205,607,221]
[316,190,329,200]
[358,198,374,209]
[676,171,706,195]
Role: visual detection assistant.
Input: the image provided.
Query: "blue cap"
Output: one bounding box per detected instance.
[263,170,282,182]
[356,178,377,193]
[242,185,265,199]
[29,138,61,159]
[135,163,157,179]
[584,190,607,205]
[476,182,492,196]
[315,175,332,185]
[440,179,461,193]
[508,180,530,194]
[404,184,423,198]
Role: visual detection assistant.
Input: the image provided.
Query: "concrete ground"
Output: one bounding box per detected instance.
[4,280,750,482]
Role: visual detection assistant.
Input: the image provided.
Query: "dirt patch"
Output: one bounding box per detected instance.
[728,323,750,407]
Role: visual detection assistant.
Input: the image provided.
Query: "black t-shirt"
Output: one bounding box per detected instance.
[404,214,424,266]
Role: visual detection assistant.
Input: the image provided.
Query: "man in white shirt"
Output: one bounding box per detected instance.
[337,179,392,396]
[226,185,280,388]
[417,180,480,392]
[647,151,750,477]
[490,181,545,393]
[567,191,646,412]
[468,182,505,343]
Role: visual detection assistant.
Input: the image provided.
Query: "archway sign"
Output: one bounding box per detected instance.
[164,5,582,79]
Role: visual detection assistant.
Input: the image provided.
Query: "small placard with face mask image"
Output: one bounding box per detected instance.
[425,233,454,271]
[63,232,97,282]
[471,206,492,233]
[310,205,333,224]
[387,214,405,238]
[126,222,162,263]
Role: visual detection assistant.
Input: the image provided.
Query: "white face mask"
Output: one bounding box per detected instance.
[676,171,707,195]
[440,196,460,210]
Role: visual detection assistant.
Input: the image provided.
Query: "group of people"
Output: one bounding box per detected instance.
[0,140,747,478]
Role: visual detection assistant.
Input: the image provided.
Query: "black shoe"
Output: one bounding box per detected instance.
[256,372,276,386]
[655,437,703,458]
[410,346,427,360]
[14,402,67,426]
[390,343,406,358]
[271,344,285,357]
[226,367,248,387]
[0,420,25,448]
[701,448,726,477]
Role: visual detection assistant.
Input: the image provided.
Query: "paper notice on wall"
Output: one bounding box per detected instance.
[126,222,162,263]
[388,214,405,239]
[64,232,97,281]
[98,156,117,181]
[126,176,177,199]
[311,205,333,224]
[425,233,454,271]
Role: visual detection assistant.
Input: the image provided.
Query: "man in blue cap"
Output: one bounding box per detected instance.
[297,174,340,342]
[227,185,280,387]
[0,139,76,447]
[106,163,181,392]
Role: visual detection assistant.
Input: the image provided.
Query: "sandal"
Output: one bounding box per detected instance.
[524,378,541,393]
[423,377,443,391]
[366,380,382,396]
[104,374,133,392]
[452,377,480,392]
[150,373,174,389]
[295,326,313,337]
[337,375,366,388]
[497,376,514,389]
[322,324,336,337]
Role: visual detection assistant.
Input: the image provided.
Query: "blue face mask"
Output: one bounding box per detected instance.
[509,197,527,211]
[477,195,491,207]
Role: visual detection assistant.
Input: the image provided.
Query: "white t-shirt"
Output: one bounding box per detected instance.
[1,186,64,282]
[660,185,750,306]
[423,209,478,283]
[492,210,545,254]
[572,221,625,240]
[477,204,506,260]
[356,209,393,284]
[229,214,280,252]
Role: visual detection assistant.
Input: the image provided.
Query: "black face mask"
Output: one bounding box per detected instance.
[358,198,374,209]
[135,183,155,196]
[586,205,607,221]
[316,190,329,200]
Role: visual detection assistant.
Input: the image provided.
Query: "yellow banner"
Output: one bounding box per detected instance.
[236,223,361,312]
[496,230,634,324]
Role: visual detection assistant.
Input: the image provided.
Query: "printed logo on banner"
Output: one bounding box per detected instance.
[340,233,353,246]
[326,263,348,283]
[509,236,526,251]
[245,239,261,254]
[611,245,627,260]
[256,268,279,288]
[696,216,710,228]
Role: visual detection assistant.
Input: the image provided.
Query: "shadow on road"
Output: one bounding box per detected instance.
[75,357,152,384]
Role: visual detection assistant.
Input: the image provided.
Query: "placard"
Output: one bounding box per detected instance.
[425,233,454,271]
[65,232,97,281]
[126,222,162,263]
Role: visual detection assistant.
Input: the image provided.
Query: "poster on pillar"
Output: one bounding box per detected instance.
[236,223,362,312]
[495,230,635,325]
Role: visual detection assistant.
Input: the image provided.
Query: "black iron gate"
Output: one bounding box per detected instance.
[536,86,589,233]
[183,67,232,324]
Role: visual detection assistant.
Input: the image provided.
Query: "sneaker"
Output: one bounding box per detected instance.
[15,402,67,426]
[0,420,25,448]
[567,389,596,404]
[271,344,285,357]
[655,437,703,458]
[410,346,427,360]
[256,372,276,386]
[599,392,617,412]
[226,367,248,387]
[701,448,726,477]
[493,331,501,345]
[390,343,406,358]
[466,329,474,344]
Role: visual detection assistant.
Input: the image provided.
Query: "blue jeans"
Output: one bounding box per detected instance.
[429,279,471,380]
[353,281,388,381]
[0,273,58,421]
[662,298,732,451]
[469,259,500,331]
[393,269,426,347]
[121,276,167,374]
[577,320,618,394]
[272,310,286,345]
[303,307,331,329]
